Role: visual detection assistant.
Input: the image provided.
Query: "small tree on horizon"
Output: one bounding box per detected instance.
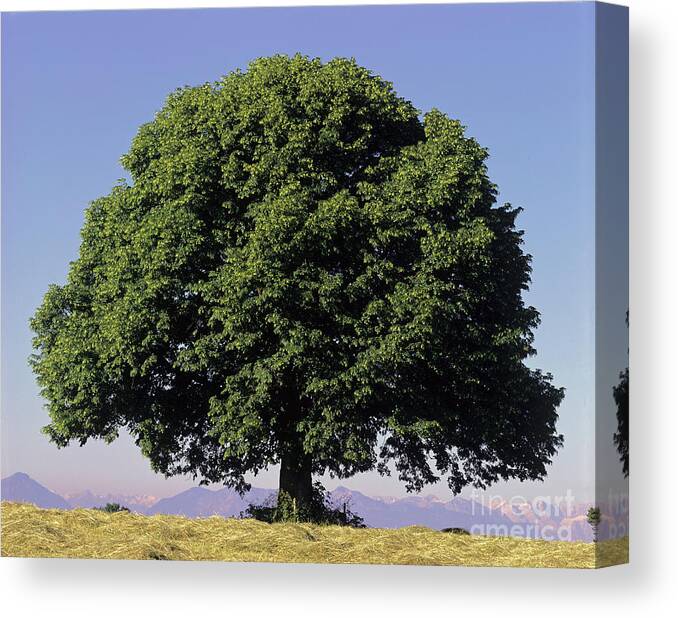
[30,54,564,521]
[587,506,602,543]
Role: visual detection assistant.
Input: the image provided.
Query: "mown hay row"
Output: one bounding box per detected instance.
[0,501,628,568]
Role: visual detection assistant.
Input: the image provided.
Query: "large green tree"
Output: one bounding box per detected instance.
[31,55,564,511]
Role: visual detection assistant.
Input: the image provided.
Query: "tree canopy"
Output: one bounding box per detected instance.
[613,368,629,478]
[31,54,564,506]
[613,312,629,478]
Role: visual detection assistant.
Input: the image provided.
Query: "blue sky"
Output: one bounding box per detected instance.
[2,3,618,502]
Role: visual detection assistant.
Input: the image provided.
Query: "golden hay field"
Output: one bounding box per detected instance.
[0,501,627,568]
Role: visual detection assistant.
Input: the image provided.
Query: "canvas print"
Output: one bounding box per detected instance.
[0,2,629,568]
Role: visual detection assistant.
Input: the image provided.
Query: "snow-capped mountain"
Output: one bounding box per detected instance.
[64,490,159,513]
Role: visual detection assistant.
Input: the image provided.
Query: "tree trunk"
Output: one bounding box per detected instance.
[278,445,313,510]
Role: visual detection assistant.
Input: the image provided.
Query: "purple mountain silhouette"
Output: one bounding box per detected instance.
[1,472,71,510]
[146,485,274,517]
[145,485,516,532]
[329,486,512,530]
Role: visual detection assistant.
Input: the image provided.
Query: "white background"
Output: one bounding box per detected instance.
[0,1,675,616]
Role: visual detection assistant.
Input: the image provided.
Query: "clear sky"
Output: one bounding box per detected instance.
[1,3,622,503]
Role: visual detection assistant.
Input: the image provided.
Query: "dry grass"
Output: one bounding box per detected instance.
[0,501,627,568]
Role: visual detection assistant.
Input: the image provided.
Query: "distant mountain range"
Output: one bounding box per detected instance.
[65,489,159,511]
[2,472,623,541]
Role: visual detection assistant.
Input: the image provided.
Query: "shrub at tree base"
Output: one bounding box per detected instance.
[242,482,365,527]
[95,503,130,513]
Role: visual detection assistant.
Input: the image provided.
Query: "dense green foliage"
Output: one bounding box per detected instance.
[31,54,564,507]
[613,313,629,477]
[613,368,629,477]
